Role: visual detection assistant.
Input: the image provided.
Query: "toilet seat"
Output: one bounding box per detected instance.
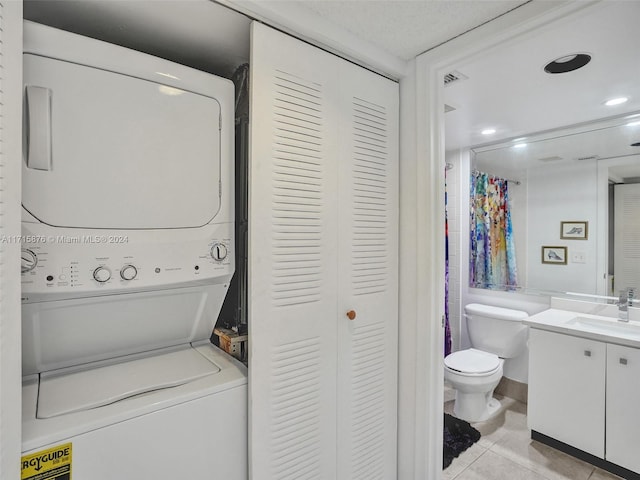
[444,348,501,376]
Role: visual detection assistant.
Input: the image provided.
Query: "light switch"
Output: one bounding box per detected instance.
[571,251,587,263]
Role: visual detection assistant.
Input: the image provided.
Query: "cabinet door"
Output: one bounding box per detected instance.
[249,22,339,480]
[528,329,605,457]
[249,21,399,480]
[335,60,399,480]
[606,343,640,472]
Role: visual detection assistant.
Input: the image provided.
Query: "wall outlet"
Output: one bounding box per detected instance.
[571,251,587,263]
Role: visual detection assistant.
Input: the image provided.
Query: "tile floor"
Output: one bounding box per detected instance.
[443,385,623,480]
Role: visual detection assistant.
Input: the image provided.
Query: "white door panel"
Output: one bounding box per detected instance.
[528,329,605,457]
[614,183,640,292]
[606,343,640,472]
[336,61,399,480]
[249,22,399,480]
[249,22,338,480]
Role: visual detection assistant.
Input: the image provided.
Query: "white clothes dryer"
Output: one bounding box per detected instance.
[20,21,245,480]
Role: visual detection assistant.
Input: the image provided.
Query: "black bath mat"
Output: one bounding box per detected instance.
[443,413,481,469]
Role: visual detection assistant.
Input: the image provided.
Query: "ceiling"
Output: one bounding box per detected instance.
[474,115,640,181]
[442,1,640,151]
[258,0,528,60]
[24,0,535,77]
[24,0,640,164]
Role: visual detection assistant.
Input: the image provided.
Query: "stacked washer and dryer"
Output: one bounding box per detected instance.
[20,21,247,479]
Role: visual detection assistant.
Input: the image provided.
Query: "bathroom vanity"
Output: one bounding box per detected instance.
[526,299,640,480]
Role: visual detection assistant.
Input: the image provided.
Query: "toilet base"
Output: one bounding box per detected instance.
[453,391,501,423]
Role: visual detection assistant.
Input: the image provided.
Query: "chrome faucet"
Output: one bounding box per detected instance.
[618,288,636,322]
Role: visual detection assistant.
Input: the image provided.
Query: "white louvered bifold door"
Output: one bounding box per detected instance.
[614,183,640,292]
[249,22,399,480]
[249,23,339,480]
[335,61,399,480]
[1,3,23,478]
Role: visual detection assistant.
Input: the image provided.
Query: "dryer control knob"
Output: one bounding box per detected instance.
[211,243,228,261]
[21,249,38,273]
[120,264,138,281]
[93,266,112,283]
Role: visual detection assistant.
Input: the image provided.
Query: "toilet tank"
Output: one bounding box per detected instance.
[464,303,529,358]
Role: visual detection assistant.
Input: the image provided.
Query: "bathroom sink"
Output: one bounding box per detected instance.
[565,316,640,341]
[525,307,640,348]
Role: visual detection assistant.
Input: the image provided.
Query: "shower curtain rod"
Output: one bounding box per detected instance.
[472,169,521,186]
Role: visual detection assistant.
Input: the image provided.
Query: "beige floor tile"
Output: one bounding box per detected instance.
[444,383,456,403]
[444,399,456,416]
[490,428,595,480]
[443,442,488,480]
[455,450,551,480]
[441,386,626,480]
[588,468,624,480]
[472,396,528,449]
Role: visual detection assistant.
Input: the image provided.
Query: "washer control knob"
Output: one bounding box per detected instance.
[93,266,112,283]
[211,243,228,261]
[120,264,138,281]
[21,249,38,273]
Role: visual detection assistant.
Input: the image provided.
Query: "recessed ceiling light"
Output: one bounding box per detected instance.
[481,128,496,135]
[605,97,628,106]
[513,143,527,149]
[626,121,640,127]
[544,53,591,74]
[513,137,527,142]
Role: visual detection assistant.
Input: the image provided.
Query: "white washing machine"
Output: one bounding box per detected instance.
[20,21,246,480]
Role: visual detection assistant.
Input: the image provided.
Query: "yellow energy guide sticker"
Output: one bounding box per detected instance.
[21,443,72,480]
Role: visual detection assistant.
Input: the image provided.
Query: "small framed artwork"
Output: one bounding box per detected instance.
[542,246,567,265]
[561,221,588,240]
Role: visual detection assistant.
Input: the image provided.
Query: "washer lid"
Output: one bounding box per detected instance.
[37,346,221,419]
[444,348,500,374]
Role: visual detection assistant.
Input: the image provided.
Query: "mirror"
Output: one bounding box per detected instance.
[471,113,640,295]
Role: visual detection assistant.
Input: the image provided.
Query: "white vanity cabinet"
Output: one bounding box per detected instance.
[528,328,606,457]
[606,344,640,473]
[529,326,640,476]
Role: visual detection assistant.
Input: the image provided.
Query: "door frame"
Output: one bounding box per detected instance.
[408,1,599,478]
[1,2,24,478]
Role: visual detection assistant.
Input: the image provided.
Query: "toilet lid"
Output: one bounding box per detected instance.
[444,348,500,374]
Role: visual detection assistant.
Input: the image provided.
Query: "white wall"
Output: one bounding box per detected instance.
[526,160,599,294]
[448,148,549,355]
[447,156,599,382]
[1,3,24,478]
[445,151,462,352]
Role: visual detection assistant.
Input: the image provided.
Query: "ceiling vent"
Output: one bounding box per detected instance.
[444,70,468,86]
[538,156,563,163]
[576,155,600,161]
[444,104,456,113]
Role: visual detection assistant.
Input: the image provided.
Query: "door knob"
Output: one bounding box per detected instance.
[346,310,356,320]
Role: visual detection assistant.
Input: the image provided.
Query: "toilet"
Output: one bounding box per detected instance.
[444,303,529,422]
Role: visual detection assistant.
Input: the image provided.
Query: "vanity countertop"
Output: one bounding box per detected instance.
[525,307,640,348]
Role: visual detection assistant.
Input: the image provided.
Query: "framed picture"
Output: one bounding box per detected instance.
[561,221,588,240]
[542,246,567,265]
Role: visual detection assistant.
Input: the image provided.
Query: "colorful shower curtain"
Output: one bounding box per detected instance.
[445,167,451,357]
[469,171,518,290]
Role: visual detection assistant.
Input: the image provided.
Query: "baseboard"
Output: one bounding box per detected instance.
[531,431,640,480]
[495,377,528,404]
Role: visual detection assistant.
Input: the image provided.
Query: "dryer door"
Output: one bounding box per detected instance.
[23,54,222,229]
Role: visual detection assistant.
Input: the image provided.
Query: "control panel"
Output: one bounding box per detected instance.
[20,222,234,303]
